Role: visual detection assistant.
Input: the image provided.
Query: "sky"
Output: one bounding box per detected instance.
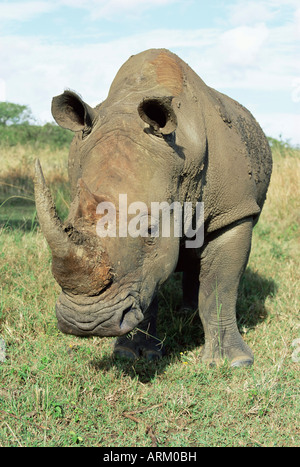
[0,0,299,144]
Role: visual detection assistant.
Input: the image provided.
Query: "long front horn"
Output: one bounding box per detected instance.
[34,159,112,295]
[34,159,72,258]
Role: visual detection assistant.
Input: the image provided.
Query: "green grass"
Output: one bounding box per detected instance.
[0,142,299,447]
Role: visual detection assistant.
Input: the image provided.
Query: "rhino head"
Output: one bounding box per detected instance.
[34,78,194,338]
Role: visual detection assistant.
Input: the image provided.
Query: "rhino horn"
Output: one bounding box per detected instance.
[34,159,113,295]
[34,159,73,258]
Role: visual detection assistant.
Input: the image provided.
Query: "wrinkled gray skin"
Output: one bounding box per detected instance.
[34,49,272,366]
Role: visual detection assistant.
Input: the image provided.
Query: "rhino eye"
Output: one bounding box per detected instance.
[138,97,177,135]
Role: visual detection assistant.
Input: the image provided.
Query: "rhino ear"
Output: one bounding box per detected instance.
[138,97,177,135]
[51,90,97,133]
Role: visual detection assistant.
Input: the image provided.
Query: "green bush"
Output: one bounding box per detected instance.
[0,122,73,150]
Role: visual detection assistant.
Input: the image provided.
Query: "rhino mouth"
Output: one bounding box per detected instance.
[55,291,144,337]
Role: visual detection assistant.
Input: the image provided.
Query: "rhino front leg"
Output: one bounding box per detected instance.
[113,296,164,361]
[199,217,254,367]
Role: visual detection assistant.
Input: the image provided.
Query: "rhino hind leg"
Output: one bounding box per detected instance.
[113,296,164,361]
[198,218,254,367]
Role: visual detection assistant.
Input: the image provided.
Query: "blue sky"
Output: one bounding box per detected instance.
[0,0,299,144]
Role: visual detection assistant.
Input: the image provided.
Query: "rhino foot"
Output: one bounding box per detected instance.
[201,335,254,368]
[113,331,164,361]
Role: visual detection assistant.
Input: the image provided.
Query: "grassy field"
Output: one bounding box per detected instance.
[0,141,299,447]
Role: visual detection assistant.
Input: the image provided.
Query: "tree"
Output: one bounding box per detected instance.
[0,102,33,126]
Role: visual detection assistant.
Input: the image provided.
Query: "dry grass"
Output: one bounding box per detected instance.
[1,143,69,176]
[264,146,299,226]
[0,145,70,229]
[0,142,299,447]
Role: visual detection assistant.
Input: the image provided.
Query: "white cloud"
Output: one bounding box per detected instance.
[227,0,300,26]
[55,0,180,20]
[0,0,180,25]
[0,1,55,22]
[292,78,300,102]
[91,0,178,20]
[265,0,300,7]
[0,78,6,101]
[216,24,269,67]
[257,112,300,144]
[294,7,300,38]
[227,1,276,26]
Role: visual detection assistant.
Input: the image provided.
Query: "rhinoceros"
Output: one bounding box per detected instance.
[34,48,272,367]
